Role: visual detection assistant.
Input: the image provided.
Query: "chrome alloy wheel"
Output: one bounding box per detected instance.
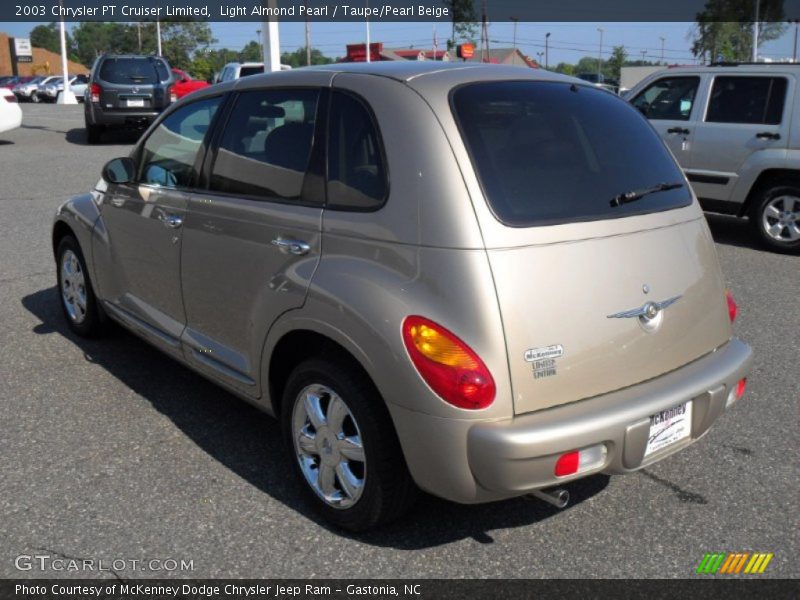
[60,249,87,324]
[291,384,366,509]
[762,195,800,242]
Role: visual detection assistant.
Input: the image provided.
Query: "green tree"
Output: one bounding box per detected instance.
[443,0,478,49]
[692,0,785,62]
[280,47,334,68]
[553,62,575,75]
[605,45,627,82]
[239,40,262,62]
[30,23,63,54]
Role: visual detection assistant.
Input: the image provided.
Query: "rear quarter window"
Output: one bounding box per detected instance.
[451,81,692,227]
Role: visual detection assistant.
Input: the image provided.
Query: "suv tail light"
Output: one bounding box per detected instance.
[725,290,738,323]
[402,316,495,409]
[168,86,177,103]
[90,83,101,103]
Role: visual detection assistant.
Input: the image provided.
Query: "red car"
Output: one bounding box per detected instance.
[171,69,210,99]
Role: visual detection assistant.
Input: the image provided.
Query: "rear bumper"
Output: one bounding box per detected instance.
[86,104,161,128]
[391,338,752,503]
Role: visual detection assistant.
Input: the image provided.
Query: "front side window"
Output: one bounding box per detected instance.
[139,97,222,188]
[327,91,388,210]
[631,77,700,121]
[209,89,319,201]
[452,81,691,227]
[706,76,787,125]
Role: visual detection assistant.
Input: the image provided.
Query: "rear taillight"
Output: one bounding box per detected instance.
[169,86,177,103]
[725,290,738,323]
[402,316,495,410]
[90,83,101,103]
[726,377,747,407]
[3,93,17,103]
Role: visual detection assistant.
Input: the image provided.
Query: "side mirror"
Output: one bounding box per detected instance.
[102,157,135,184]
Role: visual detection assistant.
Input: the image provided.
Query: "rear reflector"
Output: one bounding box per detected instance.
[555,444,607,477]
[402,316,495,410]
[727,377,747,407]
[725,290,738,323]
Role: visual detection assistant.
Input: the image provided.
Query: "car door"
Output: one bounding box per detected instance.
[630,75,704,169]
[98,96,224,355]
[687,74,793,204]
[179,75,332,396]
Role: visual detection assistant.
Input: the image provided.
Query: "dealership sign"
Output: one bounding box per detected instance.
[13,38,33,63]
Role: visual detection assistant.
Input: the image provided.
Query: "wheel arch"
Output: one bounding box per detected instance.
[739,168,800,217]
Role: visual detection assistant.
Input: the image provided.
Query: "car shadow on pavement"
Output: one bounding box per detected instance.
[704,213,765,251]
[66,127,141,146]
[21,285,609,548]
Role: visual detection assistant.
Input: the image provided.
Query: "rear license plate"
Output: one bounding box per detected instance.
[126,99,145,108]
[644,401,692,457]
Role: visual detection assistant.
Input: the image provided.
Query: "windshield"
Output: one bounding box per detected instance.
[451,80,691,227]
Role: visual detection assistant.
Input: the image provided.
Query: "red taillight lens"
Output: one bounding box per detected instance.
[90,83,101,103]
[554,451,580,477]
[735,377,747,401]
[725,290,738,323]
[3,93,18,103]
[402,316,495,410]
[169,86,177,103]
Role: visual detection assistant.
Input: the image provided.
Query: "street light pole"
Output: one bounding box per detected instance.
[304,1,311,66]
[659,36,665,63]
[365,0,371,63]
[545,32,551,69]
[753,0,760,61]
[597,27,604,79]
[510,17,518,54]
[57,0,76,104]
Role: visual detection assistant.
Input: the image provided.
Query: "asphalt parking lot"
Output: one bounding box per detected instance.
[0,103,797,579]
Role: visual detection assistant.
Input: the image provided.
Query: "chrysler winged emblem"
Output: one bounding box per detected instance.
[607,296,682,320]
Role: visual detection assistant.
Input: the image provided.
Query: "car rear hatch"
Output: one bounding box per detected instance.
[451,80,733,415]
[97,57,171,110]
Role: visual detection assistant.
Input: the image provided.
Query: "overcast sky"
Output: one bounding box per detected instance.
[1,20,797,64]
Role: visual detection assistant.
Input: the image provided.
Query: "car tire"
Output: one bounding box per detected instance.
[31,94,40,103]
[281,357,417,531]
[750,182,800,253]
[86,123,102,145]
[56,235,106,337]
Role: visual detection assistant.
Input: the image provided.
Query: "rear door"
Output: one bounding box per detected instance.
[98,96,224,354]
[687,74,793,202]
[97,57,171,111]
[451,80,732,415]
[179,81,328,395]
[630,74,704,168]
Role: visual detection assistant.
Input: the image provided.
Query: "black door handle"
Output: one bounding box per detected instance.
[756,132,781,140]
[667,127,690,134]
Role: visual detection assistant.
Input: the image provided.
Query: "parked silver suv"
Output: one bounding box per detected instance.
[52,63,752,531]
[629,63,800,252]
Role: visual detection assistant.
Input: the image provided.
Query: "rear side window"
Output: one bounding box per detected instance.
[210,89,320,201]
[631,76,700,121]
[99,58,169,84]
[239,65,264,78]
[452,81,691,227]
[327,91,387,210]
[139,97,222,188]
[706,76,787,125]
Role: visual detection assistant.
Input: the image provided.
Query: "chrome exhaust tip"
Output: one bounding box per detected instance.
[528,487,570,509]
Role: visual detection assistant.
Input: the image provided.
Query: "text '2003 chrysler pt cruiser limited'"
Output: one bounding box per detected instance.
[53,62,753,531]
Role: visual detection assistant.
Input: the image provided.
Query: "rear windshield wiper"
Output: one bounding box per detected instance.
[609,182,684,207]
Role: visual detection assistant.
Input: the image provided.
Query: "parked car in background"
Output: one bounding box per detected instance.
[38,75,90,103]
[12,76,46,101]
[84,54,176,144]
[171,68,209,98]
[576,72,619,94]
[214,61,291,83]
[629,63,800,252]
[0,87,22,134]
[53,63,752,531]
[25,75,60,102]
[0,75,27,89]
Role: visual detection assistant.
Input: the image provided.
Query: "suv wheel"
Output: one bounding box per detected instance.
[751,183,800,253]
[56,236,105,337]
[281,358,417,531]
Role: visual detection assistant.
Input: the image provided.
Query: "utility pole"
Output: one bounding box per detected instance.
[641,50,647,62]
[597,27,604,79]
[137,22,142,52]
[753,0,760,61]
[304,3,311,66]
[57,0,76,104]
[156,19,162,56]
[545,32,551,69]
[659,36,665,63]
[510,17,518,54]
[792,19,799,63]
[261,0,281,72]
[365,0,371,63]
[480,0,490,63]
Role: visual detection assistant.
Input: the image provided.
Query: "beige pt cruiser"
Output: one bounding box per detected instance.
[52,63,753,531]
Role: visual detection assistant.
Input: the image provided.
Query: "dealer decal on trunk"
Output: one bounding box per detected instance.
[524,345,564,379]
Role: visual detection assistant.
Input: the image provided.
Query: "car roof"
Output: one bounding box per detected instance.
[304,61,572,83]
